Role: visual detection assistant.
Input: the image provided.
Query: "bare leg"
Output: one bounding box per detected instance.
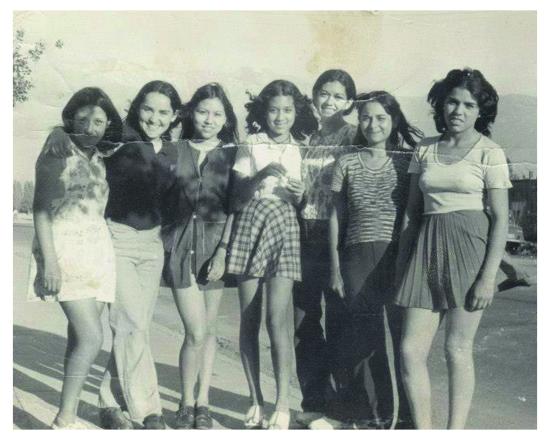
[265,277,294,412]
[238,277,264,406]
[172,285,207,407]
[56,299,105,425]
[386,305,413,427]
[444,307,484,429]
[400,307,442,429]
[196,289,224,406]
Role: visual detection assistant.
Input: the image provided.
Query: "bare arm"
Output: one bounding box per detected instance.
[328,191,345,298]
[33,153,66,294]
[230,164,287,212]
[286,178,306,207]
[207,213,235,282]
[34,211,61,288]
[395,174,424,285]
[219,213,234,247]
[33,202,62,295]
[468,188,509,311]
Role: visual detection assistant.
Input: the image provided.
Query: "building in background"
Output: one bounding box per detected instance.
[509,171,537,243]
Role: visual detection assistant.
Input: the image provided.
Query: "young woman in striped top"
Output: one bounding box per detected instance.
[329,91,422,428]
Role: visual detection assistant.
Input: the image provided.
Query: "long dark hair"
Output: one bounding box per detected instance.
[354,91,423,149]
[180,83,239,144]
[245,79,318,141]
[61,87,122,142]
[125,80,182,141]
[427,68,499,137]
[312,69,357,116]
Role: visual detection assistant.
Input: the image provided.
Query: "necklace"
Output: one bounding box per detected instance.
[436,134,481,165]
[267,133,291,145]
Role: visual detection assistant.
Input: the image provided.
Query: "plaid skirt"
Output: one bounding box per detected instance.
[227,198,301,281]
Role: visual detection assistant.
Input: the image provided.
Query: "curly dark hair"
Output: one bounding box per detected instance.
[428,68,499,137]
[126,80,182,141]
[180,82,239,145]
[61,87,122,142]
[354,91,423,150]
[312,69,357,116]
[245,79,318,141]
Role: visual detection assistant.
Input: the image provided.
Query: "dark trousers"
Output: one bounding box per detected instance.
[336,242,412,428]
[293,220,348,413]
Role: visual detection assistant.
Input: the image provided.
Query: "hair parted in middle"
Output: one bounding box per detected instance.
[125,80,183,141]
[354,90,423,150]
[180,82,240,145]
[312,69,357,115]
[244,79,318,141]
[61,87,123,143]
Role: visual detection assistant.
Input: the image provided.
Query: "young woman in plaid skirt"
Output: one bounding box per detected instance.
[227,80,318,429]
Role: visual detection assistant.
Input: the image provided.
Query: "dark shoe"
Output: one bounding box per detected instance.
[142,414,166,429]
[194,406,213,429]
[174,405,195,429]
[99,407,133,429]
[394,420,415,429]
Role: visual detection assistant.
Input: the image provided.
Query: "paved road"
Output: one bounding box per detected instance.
[13,223,537,429]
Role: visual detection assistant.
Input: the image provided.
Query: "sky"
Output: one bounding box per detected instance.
[13,10,537,181]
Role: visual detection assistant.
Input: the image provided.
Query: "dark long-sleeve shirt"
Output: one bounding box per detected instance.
[104,140,178,230]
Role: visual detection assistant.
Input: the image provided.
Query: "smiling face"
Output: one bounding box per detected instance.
[443,87,480,135]
[359,101,393,148]
[265,95,296,138]
[313,80,352,120]
[192,97,227,141]
[138,92,177,141]
[70,105,109,149]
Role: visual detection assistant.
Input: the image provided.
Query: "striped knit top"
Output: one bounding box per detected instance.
[331,149,411,248]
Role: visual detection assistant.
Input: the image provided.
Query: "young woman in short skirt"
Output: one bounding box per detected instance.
[162,83,238,429]
[393,68,511,429]
[227,80,318,429]
[29,87,122,429]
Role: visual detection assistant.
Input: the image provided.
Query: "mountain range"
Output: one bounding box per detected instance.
[399,94,537,179]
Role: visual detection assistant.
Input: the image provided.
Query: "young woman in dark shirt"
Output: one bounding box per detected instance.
[97,81,182,430]
[162,83,239,429]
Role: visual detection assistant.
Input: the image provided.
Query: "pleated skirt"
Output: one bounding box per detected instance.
[393,210,490,310]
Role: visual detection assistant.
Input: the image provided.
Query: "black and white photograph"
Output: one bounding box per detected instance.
[9,3,539,431]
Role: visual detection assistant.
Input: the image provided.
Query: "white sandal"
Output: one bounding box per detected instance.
[267,410,290,430]
[51,419,89,429]
[244,405,265,429]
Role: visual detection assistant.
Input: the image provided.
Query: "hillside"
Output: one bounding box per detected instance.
[399,94,537,179]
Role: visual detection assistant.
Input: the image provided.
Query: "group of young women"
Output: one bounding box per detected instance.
[28,67,511,430]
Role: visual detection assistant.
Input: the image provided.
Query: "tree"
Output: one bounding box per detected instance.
[13,29,63,106]
[13,180,23,211]
[19,181,35,213]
